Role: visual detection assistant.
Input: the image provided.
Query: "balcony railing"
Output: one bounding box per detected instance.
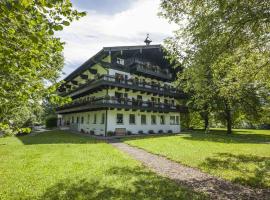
[124,58,172,80]
[56,96,188,113]
[133,64,172,80]
[60,75,185,98]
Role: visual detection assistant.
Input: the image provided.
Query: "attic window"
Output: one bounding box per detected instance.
[117,58,124,65]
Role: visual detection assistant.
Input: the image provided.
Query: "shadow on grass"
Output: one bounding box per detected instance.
[40,166,207,200]
[200,153,270,189]
[17,131,103,145]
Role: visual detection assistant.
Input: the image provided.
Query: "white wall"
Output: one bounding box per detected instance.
[108,69,131,78]
[61,110,106,135]
[107,109,180,134]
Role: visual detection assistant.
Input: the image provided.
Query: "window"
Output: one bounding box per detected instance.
[81,116,84,124]
[116,113,123,124]
[137,95,142,100]
[176,116,180,125]
[160,115,165,125]
[151,115,156,124]
[93,114,97,124]
[87,114,90,124]
[71,116,74,123]
[141,115,146,125]
[101,113,105,124]
[170,116,175,125]
[129,114,136,124]
[116,58,125,65]
[76,117,79,124]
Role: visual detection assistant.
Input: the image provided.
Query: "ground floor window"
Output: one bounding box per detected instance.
[170,116,175,125]
[81,116,84,124]
[101,113,105,124]
[72,116,74,123]
[93,114,97,124]
[141,115,146,125]
[160,115,165,124]
[117,113,123,124]
[76,117,79,124]
[176,116,180,125]
[129,114,136,124]
[151,115,156,124]
[87,114,90,124]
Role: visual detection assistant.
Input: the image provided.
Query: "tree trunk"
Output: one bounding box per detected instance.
[204,114,209,131]
[200,109,209,132]
[225,103,232,134]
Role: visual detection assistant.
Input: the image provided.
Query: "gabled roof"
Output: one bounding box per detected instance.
[64,44,162,82]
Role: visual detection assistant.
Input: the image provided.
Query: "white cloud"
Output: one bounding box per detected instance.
[57,0,177,79]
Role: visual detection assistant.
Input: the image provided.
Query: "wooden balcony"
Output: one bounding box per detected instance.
[60,75,186,99]
[56,96,188,114]
[125,58,172,80]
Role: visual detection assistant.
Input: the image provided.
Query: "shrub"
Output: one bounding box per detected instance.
[107,131,115,136]
[45,116,57,128]
[127,131,132,135]
[16,127,32,136]
[138,130,144,134]
[167,130,173,133]
[158,130,163,134]
[90,130,95,135]
[148,130,154,134]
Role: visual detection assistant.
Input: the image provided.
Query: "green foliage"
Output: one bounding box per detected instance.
[160,0,270,134]
[107,131,115,136]
[45,116,57,128]
[0,0,84,135]
[181,112,204,130]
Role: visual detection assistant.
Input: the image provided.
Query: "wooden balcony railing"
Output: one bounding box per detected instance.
[60,75,185,98]
[56,96,188,114]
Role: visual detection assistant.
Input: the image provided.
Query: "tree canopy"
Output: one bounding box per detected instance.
[0,0,86,135]
[160,0,270,133]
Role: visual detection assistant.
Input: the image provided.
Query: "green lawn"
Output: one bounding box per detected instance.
[123,129,270,189]
[0,131,206,200]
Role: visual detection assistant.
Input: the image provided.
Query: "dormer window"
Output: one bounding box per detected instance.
[117,58,125,65]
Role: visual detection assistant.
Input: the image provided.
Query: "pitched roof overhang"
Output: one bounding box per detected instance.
[63,44,163,82]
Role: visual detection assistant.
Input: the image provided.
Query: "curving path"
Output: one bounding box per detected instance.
[109,139,270,200]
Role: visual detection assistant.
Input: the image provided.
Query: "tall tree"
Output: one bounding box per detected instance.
[160,0,270,134]
[0,0,85,135]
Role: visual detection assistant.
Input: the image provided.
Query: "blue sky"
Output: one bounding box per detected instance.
[71,0,134,14]
[58,0,177,79]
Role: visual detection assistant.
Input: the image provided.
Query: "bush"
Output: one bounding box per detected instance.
[90,130,95,135]
[167,130,173,133]
[45,116,57,128]
[16,127,32,136]
[148,130,154,134]
[107,131,115,136]
[138,130,144,134]
[158,130,163,134]
[127,131,132,135]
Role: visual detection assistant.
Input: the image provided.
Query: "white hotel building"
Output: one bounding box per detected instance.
[56,41,187,136]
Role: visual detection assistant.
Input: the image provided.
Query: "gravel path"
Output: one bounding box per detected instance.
[109,140,270,200]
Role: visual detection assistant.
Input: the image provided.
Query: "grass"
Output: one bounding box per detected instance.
[123,129,270,189]
[0,131,207,200]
